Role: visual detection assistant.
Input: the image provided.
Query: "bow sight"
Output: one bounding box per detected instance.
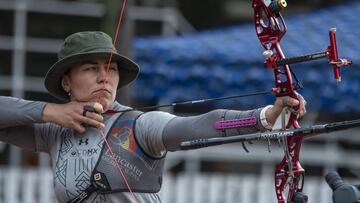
[261,0,352,82]
[263,28,352,82]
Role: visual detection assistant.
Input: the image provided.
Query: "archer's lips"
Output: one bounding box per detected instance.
[93,89,112,96]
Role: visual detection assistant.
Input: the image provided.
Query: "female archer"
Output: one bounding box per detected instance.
[0,31,306,203]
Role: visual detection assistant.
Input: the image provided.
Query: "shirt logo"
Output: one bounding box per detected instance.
[79,138,89,145]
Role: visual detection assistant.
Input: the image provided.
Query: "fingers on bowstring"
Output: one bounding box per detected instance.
[77,112,105,130]
[92,102,104,113]
[81,102,104,114]
[81,103,104,120]
[86,111,104,123]
[79,103,105,130]
[82,116,105,129]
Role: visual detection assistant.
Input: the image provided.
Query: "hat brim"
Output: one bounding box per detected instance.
[44,51,140,101]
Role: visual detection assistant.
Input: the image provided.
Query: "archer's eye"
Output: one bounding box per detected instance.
[84,66,97,71]
[110,67,118,72]
[108,63,118,72]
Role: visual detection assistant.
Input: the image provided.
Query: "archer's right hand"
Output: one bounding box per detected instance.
[42,102,104,134]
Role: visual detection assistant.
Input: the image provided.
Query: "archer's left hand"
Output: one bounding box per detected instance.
[265,92,307,126]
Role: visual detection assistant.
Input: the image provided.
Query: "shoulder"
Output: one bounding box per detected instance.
[110,101,133,111]
[139,111,176,121]
[136,111,176,130]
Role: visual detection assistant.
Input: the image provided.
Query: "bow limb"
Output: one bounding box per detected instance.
[253,1,304,202]
[274,42,304,203]
[273,42,305,203]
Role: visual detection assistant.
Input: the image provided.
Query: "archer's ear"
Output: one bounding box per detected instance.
[61,75,71,93]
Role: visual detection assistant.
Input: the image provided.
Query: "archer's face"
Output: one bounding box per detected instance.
[62,58,119,111]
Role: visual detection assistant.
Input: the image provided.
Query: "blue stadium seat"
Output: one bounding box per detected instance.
[133,1,360,113]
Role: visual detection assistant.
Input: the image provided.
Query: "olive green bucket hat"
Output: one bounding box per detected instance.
[44,31,140,101]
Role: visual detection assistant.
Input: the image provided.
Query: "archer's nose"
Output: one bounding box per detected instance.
[97,67,109,84]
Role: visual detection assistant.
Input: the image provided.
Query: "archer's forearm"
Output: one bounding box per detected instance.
[162,108,266,151]
[0,96,46,128]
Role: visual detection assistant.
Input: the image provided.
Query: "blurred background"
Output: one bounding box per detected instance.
[0,0,359,202]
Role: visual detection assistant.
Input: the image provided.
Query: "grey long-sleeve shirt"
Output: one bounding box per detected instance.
[0,96,267,203]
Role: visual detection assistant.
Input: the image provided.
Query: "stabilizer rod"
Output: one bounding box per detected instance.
[180,119,360,150]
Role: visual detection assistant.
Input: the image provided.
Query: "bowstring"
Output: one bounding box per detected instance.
[99,128,138,202]
[99,0,138,202]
